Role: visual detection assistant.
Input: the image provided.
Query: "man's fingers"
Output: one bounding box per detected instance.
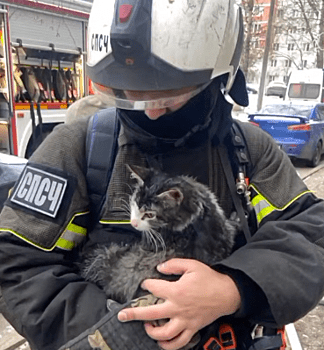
[118,302,170,322]
[158,329,195,350]
[144,319,182,342]
[145,321,195,350]
[141,278,174,299]
[157,258,201,275]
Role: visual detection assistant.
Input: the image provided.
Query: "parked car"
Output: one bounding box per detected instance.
[246,83,258,94]
[265,81,287,98]
[248,101,324,167]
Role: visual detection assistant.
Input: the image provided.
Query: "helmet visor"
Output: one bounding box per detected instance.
[92,82,210,110]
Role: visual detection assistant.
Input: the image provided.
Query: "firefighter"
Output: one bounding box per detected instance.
[0,0,324,350]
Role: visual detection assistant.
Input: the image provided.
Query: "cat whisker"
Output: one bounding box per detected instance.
[114,199,131,215]
[83,254,104,282]
[143,230,159,252]
[120,198,131,208]
[143,228,166,253]
[153,229,166,252]
[149,223,167,247]
[120,203,130,212]
[124,182,133,193]
[114,205,131,215]
[121,209,130,216]
[149,231,158,251]
[113,194,131,202]
[116,181,133,194]
[142,231,152,249]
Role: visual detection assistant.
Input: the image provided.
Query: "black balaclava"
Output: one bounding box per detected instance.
[117,76,236,153]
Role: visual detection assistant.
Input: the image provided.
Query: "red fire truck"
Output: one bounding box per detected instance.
[0,0,90,157]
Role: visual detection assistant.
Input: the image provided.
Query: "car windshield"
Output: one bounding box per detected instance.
[259,104,313,117]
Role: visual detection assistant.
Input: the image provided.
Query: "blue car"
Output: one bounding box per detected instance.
[248,101,324,167]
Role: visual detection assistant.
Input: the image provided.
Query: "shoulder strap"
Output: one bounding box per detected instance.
[219,120,253,243]
[219,143,252,243]
[230,120,252,207]
[86,107,120,227]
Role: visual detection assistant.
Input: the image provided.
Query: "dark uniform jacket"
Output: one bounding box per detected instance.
[0,85,324,350]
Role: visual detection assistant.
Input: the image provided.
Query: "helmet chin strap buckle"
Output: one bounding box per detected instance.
[221,69,249,108]
[220,83,235,106]
[223,91,236,106]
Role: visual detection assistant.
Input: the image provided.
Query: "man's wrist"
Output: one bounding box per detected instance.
[214,264,273,321]
[222,273,242,315]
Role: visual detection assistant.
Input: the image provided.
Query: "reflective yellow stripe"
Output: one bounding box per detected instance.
[258,206,275,222]
[250,184,312,224]
[56,222,87,251]
[99,220,130,224]
[56,237,75,250]
[68,223,87,235]
[0,211,89,251]
[251,194,276,223]
[0,226,85,251]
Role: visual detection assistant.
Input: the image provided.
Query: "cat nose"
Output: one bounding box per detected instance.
[131,219,139,228]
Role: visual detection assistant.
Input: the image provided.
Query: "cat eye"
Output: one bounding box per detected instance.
[142,212,156,220]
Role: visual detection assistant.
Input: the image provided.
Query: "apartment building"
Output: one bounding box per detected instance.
[247,0,321,85]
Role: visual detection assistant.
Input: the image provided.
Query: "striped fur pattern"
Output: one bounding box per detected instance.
[81,165,238,303]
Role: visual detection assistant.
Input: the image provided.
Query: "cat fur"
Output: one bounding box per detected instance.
[81,165,238,304]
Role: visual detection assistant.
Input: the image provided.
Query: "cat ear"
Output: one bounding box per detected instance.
[126,164,150,186]
[157,188,184,206]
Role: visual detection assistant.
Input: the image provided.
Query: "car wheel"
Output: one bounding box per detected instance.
[308,141,322,167]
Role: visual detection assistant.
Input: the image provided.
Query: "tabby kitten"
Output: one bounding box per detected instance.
[81,165,238,304]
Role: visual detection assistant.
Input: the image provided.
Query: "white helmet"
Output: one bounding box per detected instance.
[87,0,244,110]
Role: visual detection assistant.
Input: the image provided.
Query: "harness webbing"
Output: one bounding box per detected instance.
[85,107,120,229]
[219,142,252,243]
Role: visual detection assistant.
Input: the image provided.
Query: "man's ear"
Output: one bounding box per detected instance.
[228,68,249,107]
[126,164,151,186]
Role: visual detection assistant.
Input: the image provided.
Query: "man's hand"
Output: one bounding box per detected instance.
[117,258,241,350]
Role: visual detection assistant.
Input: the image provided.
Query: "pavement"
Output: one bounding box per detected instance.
[293,160,324,350]
[1,160,324,349]
[0,314,28,350]
[233,99,324,350]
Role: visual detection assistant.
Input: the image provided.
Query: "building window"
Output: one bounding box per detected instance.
[288,43,295,51]
[288,27,297,34]
[277,9,284,18]
[284,60,292,67]
[254,23,261,32]
[254,6,264,16]
[271,59,277,67]
[305,10,317,19]
[273,43,279,51]
[303,43,310,51]
[269,75,276,82]
[303,60,307,68]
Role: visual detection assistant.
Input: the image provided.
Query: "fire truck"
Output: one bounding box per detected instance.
[0,0,90,157]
